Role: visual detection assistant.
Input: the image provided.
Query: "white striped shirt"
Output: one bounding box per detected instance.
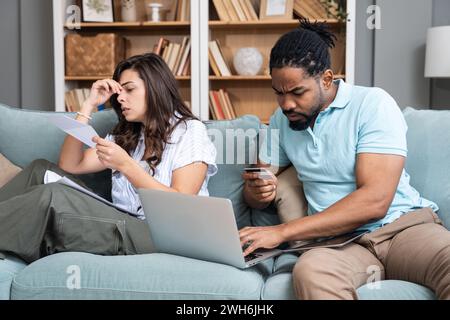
[106,119,217,219]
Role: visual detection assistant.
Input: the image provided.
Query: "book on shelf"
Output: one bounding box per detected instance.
[223,90,237,118]
[176,0,191,22]
[208,40,232,76]
[167,43,181,71]
[222,0,240,21]
[294,0,327,19]
[186,0,191,21]
[249,0,261,16]
[237,0,253,21]
[212,0,231,21]
[153,37,191,76]
[208,49,221,76]
[208,89,237,120]
[167,0,179,21]
[174,37,189,74]
[162,42,173,63]
[209,90,226,120]
[231,0,247,22]
[218,89,233,119]
[243,0,259,20]
[306,0,329,19]
[181,54,191,76]
[209,101,217,120]
[212,0,258,22]
[294,0,316,19]
[153,37,170,56]
[176,38,191,76]
[65,88,96,113]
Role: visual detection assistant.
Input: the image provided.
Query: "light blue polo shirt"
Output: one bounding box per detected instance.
[260,80,438,232]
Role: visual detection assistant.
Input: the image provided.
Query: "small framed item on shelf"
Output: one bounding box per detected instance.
[82,0,114,23]
[259,0,294,21]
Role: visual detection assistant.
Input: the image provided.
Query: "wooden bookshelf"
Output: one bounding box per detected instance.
[209,19,341,29]
[209,75,271,80]
[65,76,191,81]
[65,22,141,29]
[207,0,348,122]
[209,75,345,81]
[54,0,354,117]
[59,0,193,112]
[64,21,190,31]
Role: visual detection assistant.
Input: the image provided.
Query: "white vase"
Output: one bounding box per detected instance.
[121,0,137,22]
[148,3,164,22]
[233,47,263,76]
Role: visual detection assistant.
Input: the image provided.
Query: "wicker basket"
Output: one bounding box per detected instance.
[65,33,126,77]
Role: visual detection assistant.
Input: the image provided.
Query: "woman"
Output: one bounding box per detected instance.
[0,53,217,263]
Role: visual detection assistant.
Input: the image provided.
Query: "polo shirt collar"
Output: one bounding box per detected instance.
[327,79,352,109]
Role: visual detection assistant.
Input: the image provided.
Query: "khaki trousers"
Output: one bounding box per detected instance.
[291,208,450,300]
[275,166,450,300]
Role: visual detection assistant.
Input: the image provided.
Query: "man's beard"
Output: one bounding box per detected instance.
[284,105,322,131]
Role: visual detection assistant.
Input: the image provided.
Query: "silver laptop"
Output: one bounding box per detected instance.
[137,189,368,269]
[138,189,282,269]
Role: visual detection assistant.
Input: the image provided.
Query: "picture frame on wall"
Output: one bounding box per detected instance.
[260,0,294,21]
[82,0,115,22]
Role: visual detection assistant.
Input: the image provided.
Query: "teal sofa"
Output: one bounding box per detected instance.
[0,103,448,300]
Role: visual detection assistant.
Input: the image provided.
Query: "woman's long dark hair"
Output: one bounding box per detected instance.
[110,53,196,175]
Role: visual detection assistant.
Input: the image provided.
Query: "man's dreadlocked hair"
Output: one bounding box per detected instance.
[270,18,337,77]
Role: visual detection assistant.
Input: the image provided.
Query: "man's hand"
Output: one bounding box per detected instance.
[92,136,133,172]
[242,170,278,206]
[239,225,286,256]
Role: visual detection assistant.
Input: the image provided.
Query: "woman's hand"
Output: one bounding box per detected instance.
[82,79,123,113]
[239,225,287,256]
[92,136,133,172]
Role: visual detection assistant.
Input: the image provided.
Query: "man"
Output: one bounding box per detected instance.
[241,19,450,300]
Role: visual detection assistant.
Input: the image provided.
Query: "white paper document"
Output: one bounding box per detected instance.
[46,114,99,148]
[44,170,136,216]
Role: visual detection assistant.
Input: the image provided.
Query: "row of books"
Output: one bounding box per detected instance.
[212,0,259,22]
[64,88,106,113]
[208,40,232,77]
[166,0,191,22]
[294,0,334,20]
[152,37,191,76]
[209,89,237,120]
[65,88,90,112]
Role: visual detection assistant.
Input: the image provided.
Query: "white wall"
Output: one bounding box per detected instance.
[0,0,21,108]
[431,0,450,109]
[0,0,54,110]
[373,0,432,109]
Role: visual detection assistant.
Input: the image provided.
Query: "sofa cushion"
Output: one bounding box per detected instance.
[263,254,436,300]
[0,153,22,188]
[262,273,296,300]
[262,274,436,300]
[205,116,261,229]
[0,104,118,200]
[251,204,281,227]
[0,104,118,167]
[0,254,27,300]
[11,252,267,300]
[403,107,450,229]
[357,280,436,300]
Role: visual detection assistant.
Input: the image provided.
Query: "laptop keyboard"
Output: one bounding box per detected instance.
[244,252,263,262]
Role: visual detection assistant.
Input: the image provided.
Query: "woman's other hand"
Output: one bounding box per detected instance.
[93,136,133,172]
